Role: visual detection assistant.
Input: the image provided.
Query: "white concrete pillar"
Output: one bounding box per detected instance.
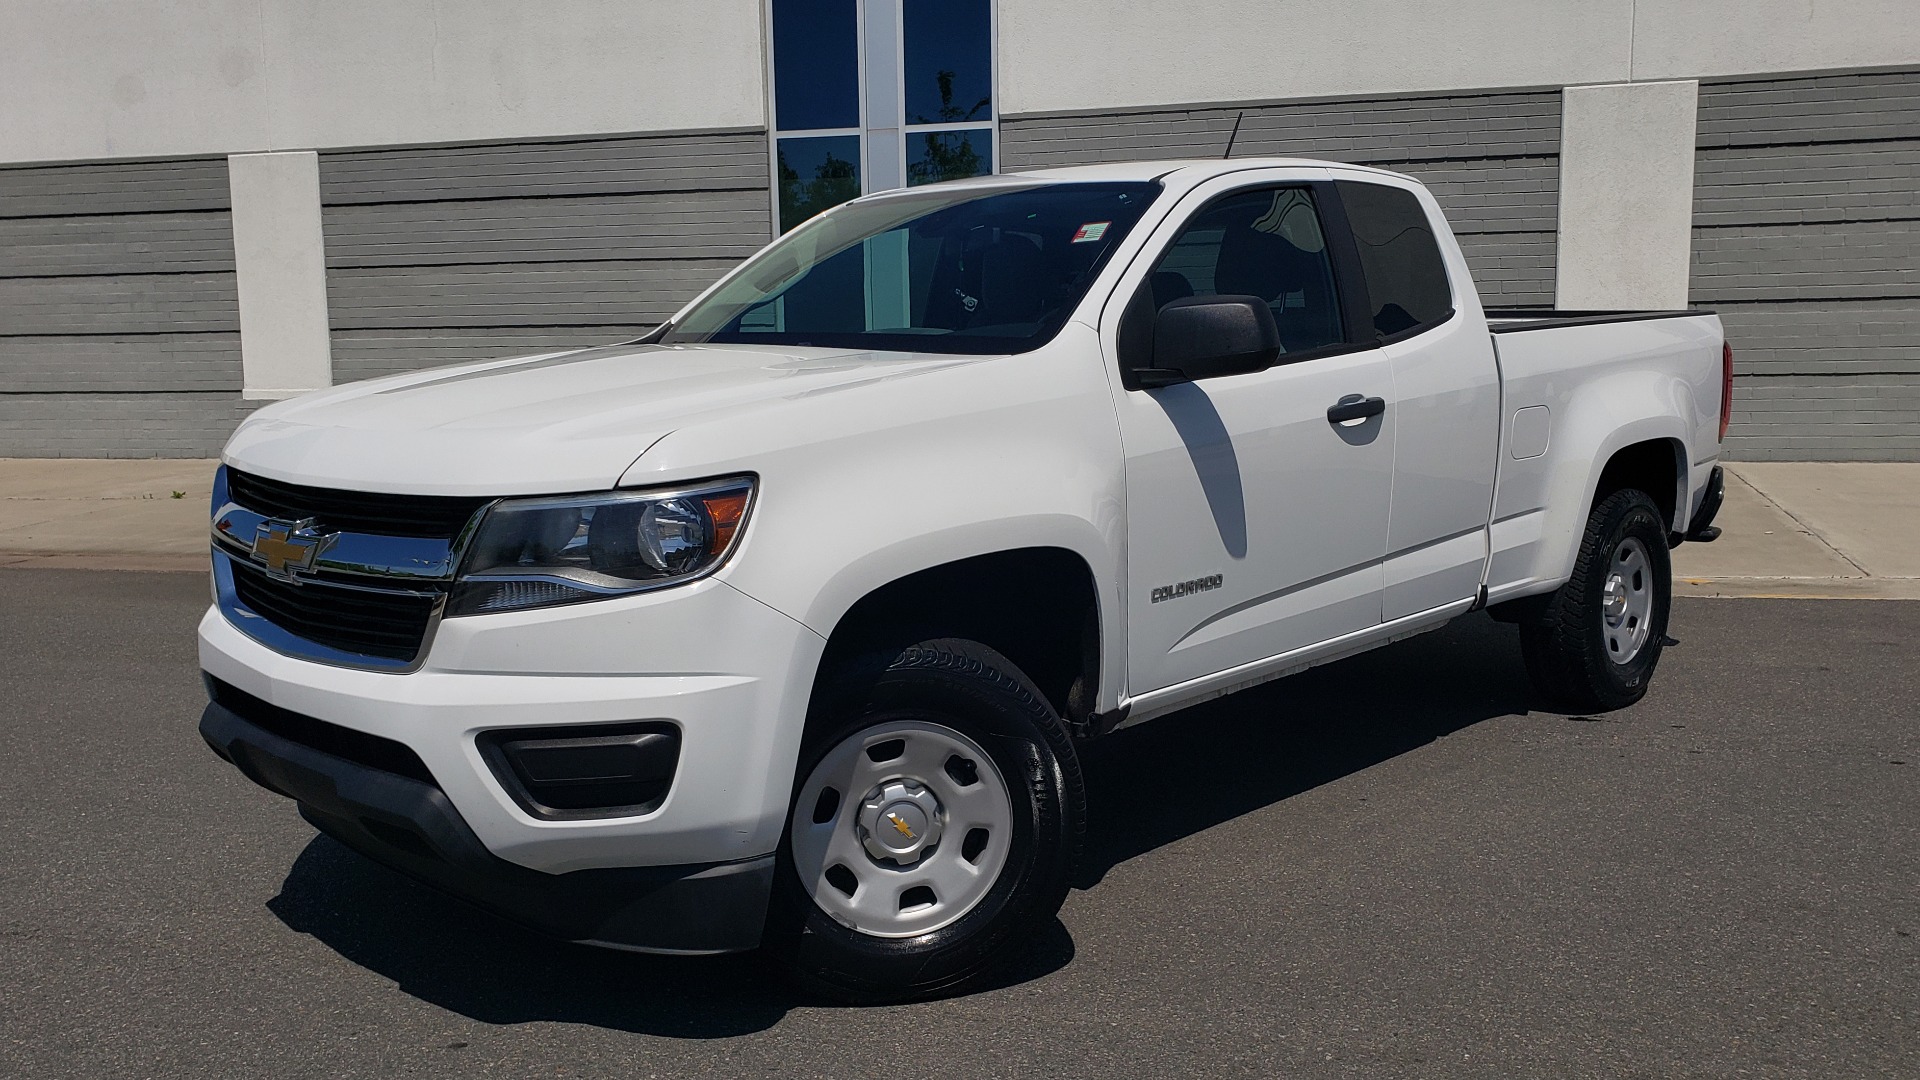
[228,151,333,399]
[1554,80,1700,311]
[861,0,904,192]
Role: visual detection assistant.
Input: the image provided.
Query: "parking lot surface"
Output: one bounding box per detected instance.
[1,567,1913,1079]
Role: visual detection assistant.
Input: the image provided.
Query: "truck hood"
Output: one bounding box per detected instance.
[225,342,993,495]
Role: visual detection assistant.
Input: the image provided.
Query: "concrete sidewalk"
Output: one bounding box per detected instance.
[0,459,220,572]
[1,457,1915,597]
[1671,462,1920,600]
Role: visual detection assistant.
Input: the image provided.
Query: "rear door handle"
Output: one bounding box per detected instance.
[1327,394,1387,425]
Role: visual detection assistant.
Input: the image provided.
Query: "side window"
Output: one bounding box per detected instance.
[1140,187,1346,357]
[1335,180,1453,338]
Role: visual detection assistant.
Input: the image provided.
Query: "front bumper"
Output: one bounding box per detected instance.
[199,572,825,876]
[200,693,773,953]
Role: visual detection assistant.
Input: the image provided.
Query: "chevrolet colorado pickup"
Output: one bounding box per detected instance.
[199,158,1731,1001]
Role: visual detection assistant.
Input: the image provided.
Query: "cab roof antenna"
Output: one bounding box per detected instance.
[1222,112,1245,159]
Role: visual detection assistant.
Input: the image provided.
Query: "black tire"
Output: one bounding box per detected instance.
[1518,488,1673,713]
[765,638,1084,1003]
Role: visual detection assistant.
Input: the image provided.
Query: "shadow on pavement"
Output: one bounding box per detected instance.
[1076,612,1533,887]
[268,836,1075,1036]
[270,613,1532,1030]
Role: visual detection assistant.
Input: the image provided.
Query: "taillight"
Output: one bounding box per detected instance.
[1719,341,1734,443]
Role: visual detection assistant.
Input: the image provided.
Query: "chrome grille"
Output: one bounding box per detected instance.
[226,468,490,540]
[213,465,478,670]
[227,557,439,663]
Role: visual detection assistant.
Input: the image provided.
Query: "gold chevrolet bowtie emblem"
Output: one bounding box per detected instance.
[251,519,331,578]
[887,813,916,840]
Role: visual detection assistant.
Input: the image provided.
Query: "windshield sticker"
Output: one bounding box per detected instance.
[1071,222,1111,244]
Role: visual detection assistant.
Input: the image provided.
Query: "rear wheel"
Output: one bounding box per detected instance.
[767,638,1082,1003]
[1519,489,1673,712]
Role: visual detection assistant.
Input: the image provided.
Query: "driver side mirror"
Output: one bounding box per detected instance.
[1135,295,1281,389]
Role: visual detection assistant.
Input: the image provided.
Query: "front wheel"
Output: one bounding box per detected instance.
[1519,488,1673,713]
[766,638,1083,1003]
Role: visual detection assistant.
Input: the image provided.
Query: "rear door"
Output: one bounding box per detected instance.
[1103,171,1396,696]
[1332,177,1502,619]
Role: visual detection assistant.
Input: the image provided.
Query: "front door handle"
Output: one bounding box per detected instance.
[1327,394,1387,425]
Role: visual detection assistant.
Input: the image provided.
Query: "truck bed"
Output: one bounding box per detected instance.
[1478,306,1726,606]
[1484,307,1712,333]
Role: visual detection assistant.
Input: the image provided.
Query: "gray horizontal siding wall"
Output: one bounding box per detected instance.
[319,130,770,383]
[1002,90,1562,306]
[1693,70,1920,461]
[0,157,251,457]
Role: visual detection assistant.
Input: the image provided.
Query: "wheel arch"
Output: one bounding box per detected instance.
[806,545,1108,739]
[1590,436,1687,532]
[1524,404,1695,597]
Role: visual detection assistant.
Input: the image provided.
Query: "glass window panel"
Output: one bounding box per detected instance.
[667,181,1162,354]
[1334,180,1454,337]
[771,0,861,131]
[1145,187,1346,356]
[777,135,863,233]
[903,0,992,125]
[905,128,993,187]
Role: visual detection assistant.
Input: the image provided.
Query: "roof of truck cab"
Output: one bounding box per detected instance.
[1008,158,1417,184]
[839,158,1422,211]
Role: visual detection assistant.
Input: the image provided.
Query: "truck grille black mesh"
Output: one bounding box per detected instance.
[226,468,491,540]
[229,558,438,662]
[204,675,437,786]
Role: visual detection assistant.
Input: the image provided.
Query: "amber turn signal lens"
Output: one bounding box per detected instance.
[701,491,750,552]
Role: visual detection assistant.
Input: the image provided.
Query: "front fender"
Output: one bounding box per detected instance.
[620,326,1130,712]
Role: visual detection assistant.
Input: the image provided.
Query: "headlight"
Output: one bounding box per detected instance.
[447,476,754,616]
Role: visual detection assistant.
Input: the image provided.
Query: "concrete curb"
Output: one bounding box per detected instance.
[1676,576,1920,601]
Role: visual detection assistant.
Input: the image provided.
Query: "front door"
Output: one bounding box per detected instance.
[1106,179,1395,697]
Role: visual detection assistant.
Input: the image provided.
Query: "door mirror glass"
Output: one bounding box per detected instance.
[1142,295,1282,387]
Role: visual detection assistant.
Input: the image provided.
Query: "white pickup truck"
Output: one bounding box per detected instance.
[199,158,1731,1001]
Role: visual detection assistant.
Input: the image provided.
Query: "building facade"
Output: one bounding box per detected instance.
[2,0,1916,460]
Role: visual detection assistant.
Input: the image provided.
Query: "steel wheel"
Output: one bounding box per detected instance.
[789,718,1014,939]
[1602,536,1655,664]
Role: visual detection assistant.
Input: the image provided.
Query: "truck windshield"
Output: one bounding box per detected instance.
[662,181,1162,355]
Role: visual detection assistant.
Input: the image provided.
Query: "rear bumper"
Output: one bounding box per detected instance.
[1684,465,1726,543]
[200,696,774,954]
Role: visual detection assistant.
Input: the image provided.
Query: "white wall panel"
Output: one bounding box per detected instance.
[999,1,1635,115]
[999,0,1920,117]
[0,0,766,165]
[1632,0,1920,82]
[229,151,332,399]
[1555,81,1699,310]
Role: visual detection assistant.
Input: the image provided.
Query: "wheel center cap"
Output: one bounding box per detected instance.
[857,778,944,864]
[1603,575,1628,623]
[877,803,928,849]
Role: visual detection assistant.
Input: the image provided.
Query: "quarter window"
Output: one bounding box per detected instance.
[1334,181,1453,338]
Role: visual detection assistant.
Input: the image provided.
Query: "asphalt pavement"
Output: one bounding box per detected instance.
[0,568,1913,1079]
